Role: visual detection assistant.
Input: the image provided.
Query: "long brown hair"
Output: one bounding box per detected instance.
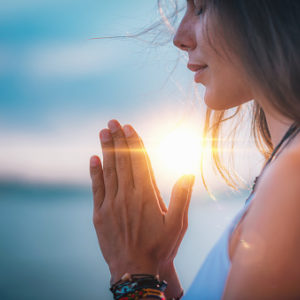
[95,0,300,195]
[149,0,300,195]
[198,0,300,192]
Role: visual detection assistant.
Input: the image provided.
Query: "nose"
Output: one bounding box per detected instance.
[173,16,196,51]
[173,35,190,51]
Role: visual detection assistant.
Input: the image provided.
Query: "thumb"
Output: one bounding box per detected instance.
[166,174,195,226]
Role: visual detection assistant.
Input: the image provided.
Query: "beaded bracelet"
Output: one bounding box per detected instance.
[110,273,167,300]
[118,288,184,300]
[119,288,165,300]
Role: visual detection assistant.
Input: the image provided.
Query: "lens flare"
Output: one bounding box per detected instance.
[155,124,202,176]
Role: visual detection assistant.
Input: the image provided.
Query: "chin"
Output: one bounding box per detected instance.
[203,88,252,111]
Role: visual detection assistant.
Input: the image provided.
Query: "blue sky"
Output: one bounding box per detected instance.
[0,1,182,128]
[0,0,262,193]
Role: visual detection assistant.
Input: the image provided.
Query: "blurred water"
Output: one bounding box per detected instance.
[0,182,248,300]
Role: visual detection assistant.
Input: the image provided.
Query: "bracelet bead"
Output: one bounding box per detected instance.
[110,273,167,300]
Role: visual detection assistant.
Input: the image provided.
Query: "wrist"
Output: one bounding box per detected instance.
[159,261,183,300]
[109,260,159,286]
[159,260,175,276]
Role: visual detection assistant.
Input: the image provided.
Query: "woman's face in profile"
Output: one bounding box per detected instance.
[173,0,254,110]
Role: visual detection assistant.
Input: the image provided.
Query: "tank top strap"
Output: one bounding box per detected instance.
[263,122,299,168]
[248,122,299,202]
[271,126,300,162]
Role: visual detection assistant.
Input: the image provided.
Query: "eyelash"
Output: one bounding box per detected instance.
[195,6,204,16]
[187,0,204,16]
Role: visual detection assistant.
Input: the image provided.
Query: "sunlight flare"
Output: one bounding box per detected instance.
[154,123,202,177]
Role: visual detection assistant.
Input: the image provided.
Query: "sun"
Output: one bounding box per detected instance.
[155,123,202,177]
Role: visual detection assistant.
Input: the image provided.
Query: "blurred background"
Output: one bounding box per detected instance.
[0,0,264,299]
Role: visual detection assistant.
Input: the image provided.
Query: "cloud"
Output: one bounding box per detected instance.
[0,115,104,185]
[0,103,262,190]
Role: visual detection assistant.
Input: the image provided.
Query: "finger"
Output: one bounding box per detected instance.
[99,128,118,198]
[182,179,194,230]
[123,124,152,189]
[169,180,194,258]
[166,175,195,227]
[108,119,134,190]
[90,155,105,210]
[139,135,167,213]
[166,178,195,260]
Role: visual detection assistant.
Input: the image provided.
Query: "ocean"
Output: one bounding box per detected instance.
[0,181,247,300]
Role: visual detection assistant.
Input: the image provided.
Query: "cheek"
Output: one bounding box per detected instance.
[203,64,253,110]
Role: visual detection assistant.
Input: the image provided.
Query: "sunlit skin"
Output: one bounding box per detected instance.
[173,0,254,111]
[90,120,193,299]
[90,0,300,299]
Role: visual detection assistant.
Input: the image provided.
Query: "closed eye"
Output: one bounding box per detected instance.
[195,6,204,16]
[187,0,205,16]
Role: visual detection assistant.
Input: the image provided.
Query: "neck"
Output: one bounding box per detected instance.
[263,109,294,149]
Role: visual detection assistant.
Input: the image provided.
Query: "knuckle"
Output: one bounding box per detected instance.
[112,129,124,139]
[117,156,129,169]
[92,182,100,195]
[126,140,136,151]
[103,166,115,177]
[93,212,103,227]
[102,144,113,153]
[127,136,139,146]
[92,186,98,197]
[102,198,112,211]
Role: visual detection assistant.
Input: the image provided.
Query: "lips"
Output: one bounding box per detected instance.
[187,63,208,72]
[187,63,208,83]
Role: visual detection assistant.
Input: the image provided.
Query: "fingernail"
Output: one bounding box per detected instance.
[100,129,112,142]
[108,120,120,133]
[123,125,134,137]
[90,156,99,167]
[190,175,195,187]
[182,175,195,189]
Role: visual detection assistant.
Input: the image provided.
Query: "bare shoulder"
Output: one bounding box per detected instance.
[252,135,300,211]
[223,136,300,299]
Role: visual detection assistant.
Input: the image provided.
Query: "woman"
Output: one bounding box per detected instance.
[89,0,300,299]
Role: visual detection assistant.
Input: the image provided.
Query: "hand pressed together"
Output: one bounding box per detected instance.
[89,119,195,285]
